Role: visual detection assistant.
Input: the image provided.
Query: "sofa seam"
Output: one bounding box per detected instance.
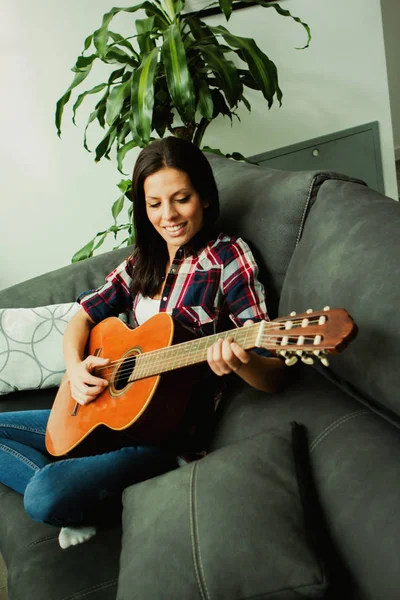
[309,409,370,454]
[227,576,328,600]
[296,173,366,245]
[296,175,317,246]
[60,578,118,600]
[26,535,59,547]
[189,461,210,600]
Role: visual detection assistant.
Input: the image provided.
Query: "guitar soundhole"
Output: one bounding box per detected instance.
[114,355,137,391]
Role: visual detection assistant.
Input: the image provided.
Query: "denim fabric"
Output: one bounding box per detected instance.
[0,410,177,527]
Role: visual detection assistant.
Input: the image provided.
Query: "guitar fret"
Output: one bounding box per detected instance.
[132,325,260,380]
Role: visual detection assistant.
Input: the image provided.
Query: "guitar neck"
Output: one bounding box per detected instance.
[132,322,265,381]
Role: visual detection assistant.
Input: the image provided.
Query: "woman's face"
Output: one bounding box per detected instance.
[144,167,208,261]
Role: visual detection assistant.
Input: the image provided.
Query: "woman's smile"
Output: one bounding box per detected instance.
[144,167,208,260]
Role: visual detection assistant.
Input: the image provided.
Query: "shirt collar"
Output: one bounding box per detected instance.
[181,226,217,258]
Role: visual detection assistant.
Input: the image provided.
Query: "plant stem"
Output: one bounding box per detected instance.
[194,117,210,147]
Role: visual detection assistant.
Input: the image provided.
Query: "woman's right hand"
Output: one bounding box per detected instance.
[67,356,110,406]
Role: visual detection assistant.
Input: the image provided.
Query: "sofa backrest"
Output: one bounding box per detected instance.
[207,154,363,317]
[0,154,361,320]
[279,177,400,425]
[0,246,133,309]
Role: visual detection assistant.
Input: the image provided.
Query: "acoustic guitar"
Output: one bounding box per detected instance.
[45,307,357,457]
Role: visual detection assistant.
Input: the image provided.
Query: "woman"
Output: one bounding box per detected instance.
[0,137,283,549]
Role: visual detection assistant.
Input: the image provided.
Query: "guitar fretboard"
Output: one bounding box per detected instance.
[130,322,265,381]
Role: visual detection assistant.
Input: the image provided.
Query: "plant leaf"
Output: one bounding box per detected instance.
[130,46,159,145]
[71,238,95,263]
[117,139,140,174]
[108,67,126,84]
[117,179,132,193]
[202,145,253,163]
[112,194,125,222]
[210,25,281,107]
[72,54,98,72]
[162,23,195,123]
[106,76,132,126]
[197,44,242,108]
[104,47,137,66]
[197,78,213,120]
[92,232,108,252]
[95,125,118,162]
[72,83,108,125]
[218,0,232,21]
[109,31,139,58]
[242,0,311,49]
[136,17,156,54]
[93,4,147,58]
[83,34,93,52]
[55,64,94,137]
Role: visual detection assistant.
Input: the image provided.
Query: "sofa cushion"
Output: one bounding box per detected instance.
[0,302,80,396]
[0,485,120,600]
[118,427,328,600]
[279,178,400,424]
[207,154,362,316]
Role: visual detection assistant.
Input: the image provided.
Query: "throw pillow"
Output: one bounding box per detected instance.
[117,426,328,600]
[0,302,81,395]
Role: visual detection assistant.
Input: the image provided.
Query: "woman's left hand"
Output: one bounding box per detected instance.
[207,320,253,376]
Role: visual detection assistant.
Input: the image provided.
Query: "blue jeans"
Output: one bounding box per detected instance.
[0,410,177,527]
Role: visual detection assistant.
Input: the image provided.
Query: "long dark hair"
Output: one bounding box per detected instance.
[129,137,220,298]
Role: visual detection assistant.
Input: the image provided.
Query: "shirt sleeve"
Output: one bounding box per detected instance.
[221,237,272,357]
[78,256,134,323]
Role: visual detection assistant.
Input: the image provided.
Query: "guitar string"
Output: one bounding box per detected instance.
[94,316,325,375]
[95,329,325,379]
[96,331,322,378]
[97,334,324,381]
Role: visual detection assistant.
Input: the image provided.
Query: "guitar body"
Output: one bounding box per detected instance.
[45,306,357,457]
[45,313,202,457]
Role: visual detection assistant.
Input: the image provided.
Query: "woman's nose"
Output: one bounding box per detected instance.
[162,202,178,220]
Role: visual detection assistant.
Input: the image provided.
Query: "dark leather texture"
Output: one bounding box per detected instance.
[0,155,397,600]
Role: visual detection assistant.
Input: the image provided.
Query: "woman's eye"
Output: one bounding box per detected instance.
[176,195,190,204]
[149,202,161,208]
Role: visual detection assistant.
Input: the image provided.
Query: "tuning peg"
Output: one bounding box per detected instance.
[301,356,314,365]
[306,308,313,314]
[285,355,299,367]
[290,311,296,317]
[319,355,329,367]
[323,306,330,311]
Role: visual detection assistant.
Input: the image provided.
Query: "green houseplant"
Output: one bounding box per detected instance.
[56,0,310,261]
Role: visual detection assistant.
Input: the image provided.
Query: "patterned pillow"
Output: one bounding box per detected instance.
[0,303,81,395]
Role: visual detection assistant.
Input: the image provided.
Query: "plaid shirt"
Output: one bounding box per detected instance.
[78,233,270,454]
[78,233,270,336]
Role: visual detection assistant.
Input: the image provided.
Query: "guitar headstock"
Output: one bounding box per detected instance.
[258,307,357,367]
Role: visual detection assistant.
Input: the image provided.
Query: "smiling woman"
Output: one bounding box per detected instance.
[0,136,283,552]
[144,167,209,265]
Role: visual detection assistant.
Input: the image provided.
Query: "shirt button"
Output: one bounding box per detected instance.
[170,267,177,274]
[162,296,168,302]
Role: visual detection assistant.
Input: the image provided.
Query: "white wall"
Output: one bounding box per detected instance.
[0,0,397,291]
[381,0,400,157]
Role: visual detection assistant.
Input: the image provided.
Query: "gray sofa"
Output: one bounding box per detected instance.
[1,153,399,600]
